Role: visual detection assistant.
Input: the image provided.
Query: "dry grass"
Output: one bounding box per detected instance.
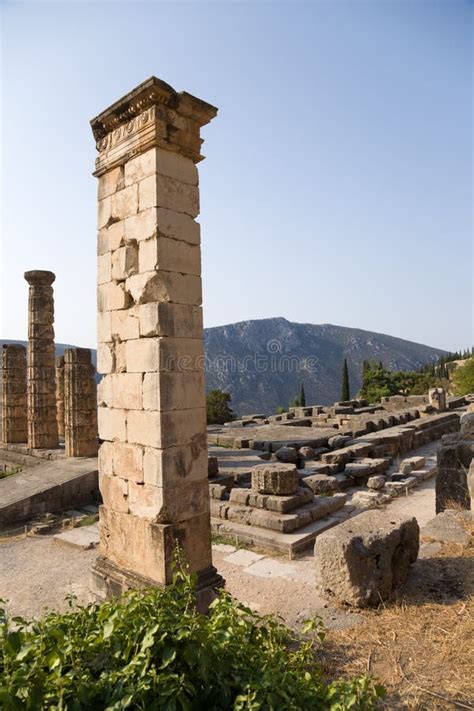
[319,520,474,709]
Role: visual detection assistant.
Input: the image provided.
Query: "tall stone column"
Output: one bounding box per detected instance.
[64,348,98,457]
[24,270,59,449]
[2,344,28,443]
[56,356,65,439]
[90,76,223,604]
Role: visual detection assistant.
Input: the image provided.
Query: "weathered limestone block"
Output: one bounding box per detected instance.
[24,270,59,449]
[400,455,425,475]
[90,77,222,606]
[302,473,339,495]
[64,348,98,457]
[1,344,27,443]
[274,446,299,464]
[315,512,419,607]
[429,388,446,411]
[251,463,299,495]
[367,475,386,490]
[55,356,65,439]
[436,431,473,513]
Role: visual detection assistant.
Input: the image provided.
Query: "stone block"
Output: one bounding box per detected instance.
[302,474,340,495]
[111,184,139,220]
[156,207,200,245]
[125,270,202,307]
[124,149,156,186]
[100,472,129,513]
[315,512,419,607]
[138,174,199,217]
[143,371,205,412]
[98,221,125,256]
[138,236,201,276]
[112,244,139,281]
[143,434,207,487]
[97,253,112,285]
[251,463,298,495]
[367,475,386,490]
[274,446,299,464]
[125,338,160,372]
[97,281,131,312]
[98,166,125,200]
[113,442,144,483]
[124,208,158,243]
[97,312,112,343]
[111,309,140,341]
[97,407,127,442]
[137,302,203,339]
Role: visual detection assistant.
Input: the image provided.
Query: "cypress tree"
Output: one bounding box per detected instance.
[299,383,306,407]
[341,358,350,401]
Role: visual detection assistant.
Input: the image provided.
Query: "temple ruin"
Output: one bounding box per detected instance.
[64,348,98,458]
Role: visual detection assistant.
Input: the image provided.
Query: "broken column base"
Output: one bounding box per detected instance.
[90,556,225,613]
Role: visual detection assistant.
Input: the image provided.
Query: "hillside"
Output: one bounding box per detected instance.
[204,318,446,414]
[2,319,446,415]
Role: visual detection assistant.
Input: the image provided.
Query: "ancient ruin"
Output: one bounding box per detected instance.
[436,412,474,512]
[64,348,98,457]
[1,344,27,444]
[55,355,65,439]
[209,396,463,554]
[24,270,59,449]
[90,76,223,604]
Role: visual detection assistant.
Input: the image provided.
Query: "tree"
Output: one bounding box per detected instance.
[453,357,474,396]
[275,406,286,414]
[341,358,350,401]
[299,383,306,407]
[206,389,235,424]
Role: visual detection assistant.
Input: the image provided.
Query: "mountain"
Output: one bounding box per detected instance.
[204,318,446,415]
[1,319,446,416]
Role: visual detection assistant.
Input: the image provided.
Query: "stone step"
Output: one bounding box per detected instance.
[211,492,347,533]
[0,449,42,467]
[53,523,99,550]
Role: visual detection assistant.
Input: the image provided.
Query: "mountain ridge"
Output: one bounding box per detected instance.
[1,318,446,415]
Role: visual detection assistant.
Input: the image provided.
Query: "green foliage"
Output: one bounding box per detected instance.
[0,466,21,480]
[299,383,306,407]
[358,360,444,403]
[275,406,286,415]
[206,389,235,425]
[453,357,474,396]
[341,359,350,401]
[0,570,384,710]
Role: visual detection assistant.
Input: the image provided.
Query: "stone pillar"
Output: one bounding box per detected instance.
[429,388,446,411]
[436,413,473,512]
[90,76,223,605]
[24,270,59,449]
[55,356,65,439]
[64,348,98,458]
[1,344,27,443]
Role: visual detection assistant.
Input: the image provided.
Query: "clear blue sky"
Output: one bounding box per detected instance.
[1,0,472,352]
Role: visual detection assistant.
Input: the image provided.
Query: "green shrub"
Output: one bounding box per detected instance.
[0,569,384,710]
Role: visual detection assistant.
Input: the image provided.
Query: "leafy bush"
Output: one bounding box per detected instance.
[453,357,474,396]
[0,569,384,710]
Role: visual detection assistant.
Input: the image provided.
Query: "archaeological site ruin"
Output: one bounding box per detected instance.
[0,76,472,627]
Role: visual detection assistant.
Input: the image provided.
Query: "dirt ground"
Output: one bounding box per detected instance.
[320,527,474,710]
[1,476,473,710]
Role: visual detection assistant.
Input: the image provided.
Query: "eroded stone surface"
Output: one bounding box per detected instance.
[314,511,419,607]
[251,463,299,495]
